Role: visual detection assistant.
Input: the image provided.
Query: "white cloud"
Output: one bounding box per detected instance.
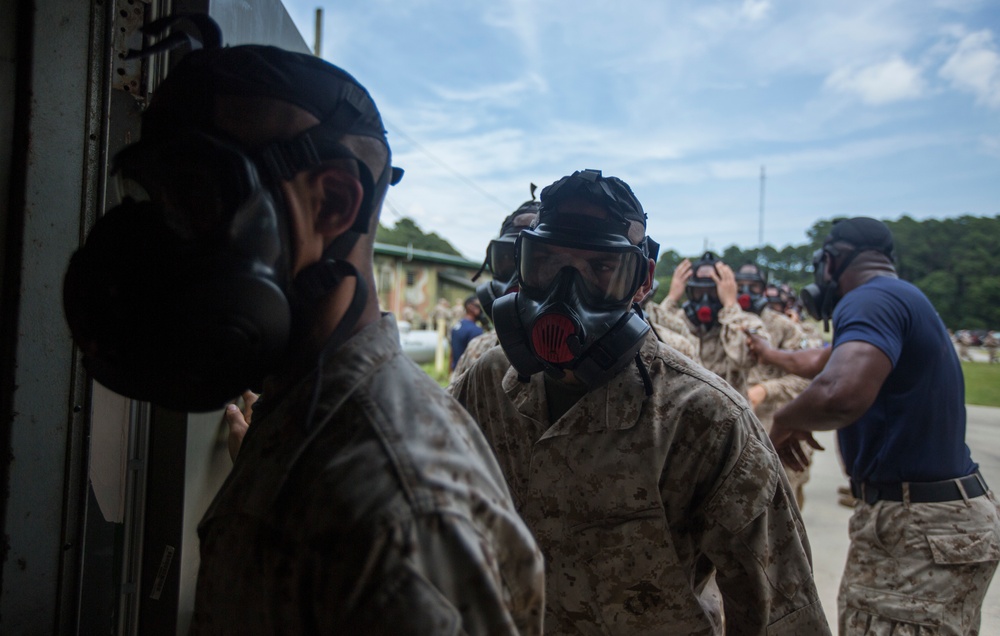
[980,134,1000,157]
[740,0,772,22]
[939,30,1000,108]
[824,55,926,104]
[429,73,548,103]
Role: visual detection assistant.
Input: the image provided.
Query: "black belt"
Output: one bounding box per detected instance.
[850,472,989,505]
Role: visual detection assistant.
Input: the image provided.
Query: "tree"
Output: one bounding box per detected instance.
[376,217,462,256]
[649,215,1000,330]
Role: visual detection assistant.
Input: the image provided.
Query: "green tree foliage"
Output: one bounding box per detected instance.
[376,217,462,256]
[652,214,1000,329]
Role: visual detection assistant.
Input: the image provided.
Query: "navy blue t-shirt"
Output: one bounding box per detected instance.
[832,276,976,483]
[450,319,483,371]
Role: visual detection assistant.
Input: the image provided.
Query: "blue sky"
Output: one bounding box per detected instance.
[281,0,999,261]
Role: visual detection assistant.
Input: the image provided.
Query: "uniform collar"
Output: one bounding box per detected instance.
[500,332,656,439]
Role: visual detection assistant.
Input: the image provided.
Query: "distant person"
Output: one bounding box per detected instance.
[453,169,829,635]
[985,332,999,364]
[749,217,1000,635]
[737,264,816,509]
[659,252,767,397]
[452,199,540,379]
[450,296,484,371]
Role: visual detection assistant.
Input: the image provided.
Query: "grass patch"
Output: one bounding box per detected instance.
[420,362,450,388]
[963,361,1000,407]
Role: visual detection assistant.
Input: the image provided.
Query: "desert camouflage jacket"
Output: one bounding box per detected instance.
[192,315,544,635]
[749,308,811,428]
[662,303,768,397]
[451,333,830,636]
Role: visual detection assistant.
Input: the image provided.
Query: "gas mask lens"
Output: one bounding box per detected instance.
[518,234,643,305]
[488,239,517,283]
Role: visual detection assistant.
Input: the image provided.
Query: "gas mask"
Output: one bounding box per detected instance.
[800,217,897,331]
[474,235,519,319]
[492,215,651,391]
[682,252,724,330]
[62,44,402,412]
[735,267,768,314]
[800,246,844,331]
[472,201,540,319]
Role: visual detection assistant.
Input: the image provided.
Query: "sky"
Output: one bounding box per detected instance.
[280,0,1000,261]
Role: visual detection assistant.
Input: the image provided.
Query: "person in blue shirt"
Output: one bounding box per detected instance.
[450,296,484,371]
[748,217,1000,635]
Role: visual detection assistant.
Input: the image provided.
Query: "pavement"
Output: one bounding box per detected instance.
[801,404,1000,632]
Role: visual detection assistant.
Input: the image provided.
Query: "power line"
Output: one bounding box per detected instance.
[384,122,511,213]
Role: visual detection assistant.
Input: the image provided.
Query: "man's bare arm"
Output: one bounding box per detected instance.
[746,332,831,379]
[770,341,892,469]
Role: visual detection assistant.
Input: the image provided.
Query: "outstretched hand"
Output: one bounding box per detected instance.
[225,390,259,462]
[745,329,773,362]
[769,423,825,472]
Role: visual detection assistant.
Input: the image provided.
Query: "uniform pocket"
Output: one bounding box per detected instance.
[926,530,1000,565]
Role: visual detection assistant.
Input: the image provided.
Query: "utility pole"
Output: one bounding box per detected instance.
[313,8,323,57]
[758,165,766,246]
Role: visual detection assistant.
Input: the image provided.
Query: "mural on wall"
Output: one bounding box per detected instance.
[372,244,485,328]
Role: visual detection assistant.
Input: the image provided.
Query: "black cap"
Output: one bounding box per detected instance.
[539,169,646,229]
[826,217,894,256]
[499,200,541,237]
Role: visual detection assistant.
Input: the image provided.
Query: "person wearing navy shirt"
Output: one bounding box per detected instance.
[451,296,484,371]
[754,217,1000,635]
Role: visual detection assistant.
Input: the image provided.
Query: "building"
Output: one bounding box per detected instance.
[374,242,486,324]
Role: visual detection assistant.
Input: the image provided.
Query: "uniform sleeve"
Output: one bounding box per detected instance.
[695,408,831,635]
[758,373,811,407]
[718,305,769,369]
[317,513,544,636]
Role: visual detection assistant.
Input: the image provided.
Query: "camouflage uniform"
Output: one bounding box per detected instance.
[663,303,768,397]
[839,492,1000,635]
[748,307,813,508]
[645,302,701,362]
[452,332,830,635]
[193,315,545,635]
[452,330,499,380]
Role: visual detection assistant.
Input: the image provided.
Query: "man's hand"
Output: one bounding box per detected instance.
[712,262,738,308]
[769,422,825,472]
[225,390,258,462]
[747,384,767,409]
[665,259,692,305]
[745,329,773,364]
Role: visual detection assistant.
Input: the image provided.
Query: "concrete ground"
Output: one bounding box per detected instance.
[801,405,1000,633]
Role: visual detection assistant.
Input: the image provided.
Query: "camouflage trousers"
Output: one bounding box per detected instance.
[838,491,1000,635]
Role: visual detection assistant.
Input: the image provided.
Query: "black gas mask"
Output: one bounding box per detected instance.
[62,44,402,412]
[735,267,768,315]
[683,252,724,330]
[492,170,654,392]
[493,219,651,389]
[472,200,540,319]
[800,217,897,331]
[799,245,850,332]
